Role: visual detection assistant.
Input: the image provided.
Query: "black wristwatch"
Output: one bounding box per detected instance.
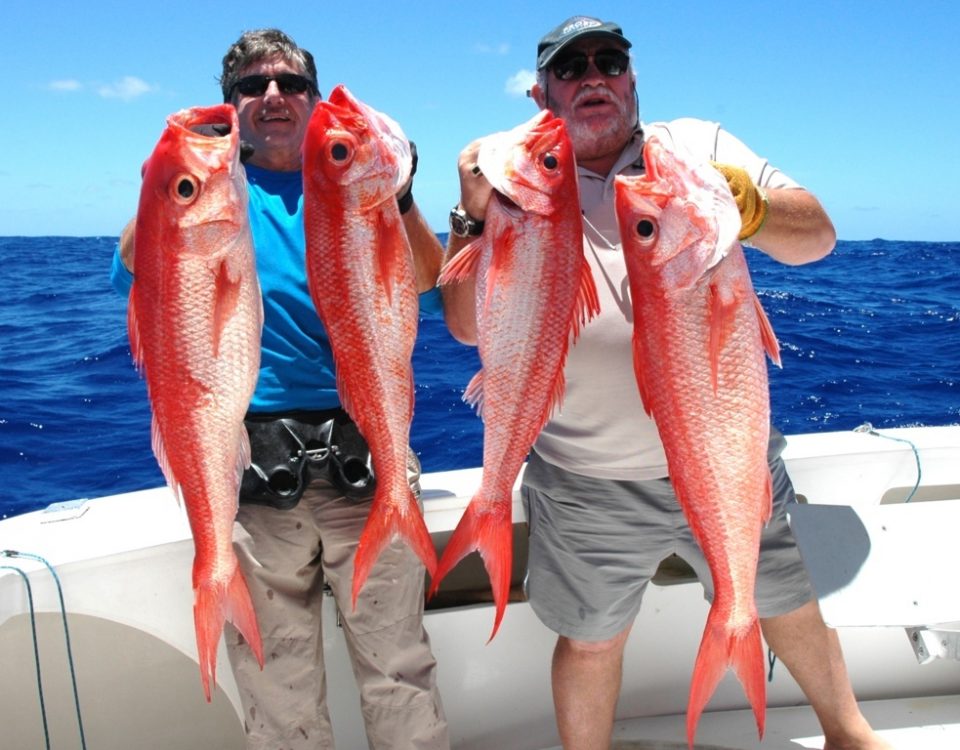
[449,205,484,237]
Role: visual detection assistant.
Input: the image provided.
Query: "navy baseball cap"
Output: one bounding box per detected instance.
[536,16,632,70]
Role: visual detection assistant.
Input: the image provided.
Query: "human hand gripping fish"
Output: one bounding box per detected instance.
[129,104,265,700]
[615,136,781,747]
[432,111,600,639]
[302,85,436,605]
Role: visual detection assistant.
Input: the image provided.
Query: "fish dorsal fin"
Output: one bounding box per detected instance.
[544,257,600,421]
[753,293,781,368]
[572,254,601,338]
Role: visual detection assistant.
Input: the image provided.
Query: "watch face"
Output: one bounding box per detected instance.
[449,209,472,237]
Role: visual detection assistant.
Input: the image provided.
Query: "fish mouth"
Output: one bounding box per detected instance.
[494,192,523,217]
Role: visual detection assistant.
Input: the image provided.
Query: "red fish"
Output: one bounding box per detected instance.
[129,104,264,700]
[615,136,781,746]
[302,85,435,604]
[432,111,600,638]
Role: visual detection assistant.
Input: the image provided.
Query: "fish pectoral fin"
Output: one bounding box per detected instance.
[707,281,741,393]
[439,236,484,285]
[211,256,243,359]
[753,293,782,367]
[376,209,411,307]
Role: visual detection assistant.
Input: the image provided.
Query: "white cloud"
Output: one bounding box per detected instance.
[474,42,510,55]
[48,79,83,92]
[505,69,535,98]
[96,76,154,102]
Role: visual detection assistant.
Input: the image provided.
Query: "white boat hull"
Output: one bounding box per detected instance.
[2,426,959,749]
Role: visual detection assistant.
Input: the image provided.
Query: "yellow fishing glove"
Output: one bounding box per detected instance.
[711,162,769,240]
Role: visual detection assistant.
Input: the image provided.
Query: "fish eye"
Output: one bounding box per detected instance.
[330,141,350,162]
[171,174,200,204]
[542,152,559,170]
[636,218,656,240]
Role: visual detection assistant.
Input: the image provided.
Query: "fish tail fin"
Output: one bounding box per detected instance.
[193,566,263,702]
[429,498,513,640]
[732,618,767,741]
[686,606,765,747]
[352,492,437,608]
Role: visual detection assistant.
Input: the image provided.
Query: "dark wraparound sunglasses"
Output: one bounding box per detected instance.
[229,73,317,99]
[551,48,630,81]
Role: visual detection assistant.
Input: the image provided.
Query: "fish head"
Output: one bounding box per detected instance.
[137,104,247,257]
[302,84,411,210]
[476,110,578,217]
[615,136,740,288]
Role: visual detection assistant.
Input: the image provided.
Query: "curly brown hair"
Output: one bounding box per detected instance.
[219,28,319,102]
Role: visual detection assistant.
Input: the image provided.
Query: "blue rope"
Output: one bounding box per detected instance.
[1,550,87,750]
[854,423,923,502]
[0,562,50,749]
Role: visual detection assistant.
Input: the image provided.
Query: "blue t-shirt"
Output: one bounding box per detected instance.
[112,162,442,413]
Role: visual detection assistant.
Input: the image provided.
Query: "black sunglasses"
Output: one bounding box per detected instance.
[550,48,630,81]
[230,73,316,99]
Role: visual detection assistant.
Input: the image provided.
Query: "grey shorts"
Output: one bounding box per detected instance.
[520,433,814,641]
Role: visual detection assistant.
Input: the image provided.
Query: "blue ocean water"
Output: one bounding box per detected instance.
[1,236,958,519]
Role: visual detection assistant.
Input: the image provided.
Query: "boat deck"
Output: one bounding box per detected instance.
[595,694,960,750]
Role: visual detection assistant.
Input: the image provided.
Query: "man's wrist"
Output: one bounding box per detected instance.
[449,204,484,237]
[397,184,414,214]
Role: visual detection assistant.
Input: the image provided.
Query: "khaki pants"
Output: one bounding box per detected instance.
[226,459,448,749]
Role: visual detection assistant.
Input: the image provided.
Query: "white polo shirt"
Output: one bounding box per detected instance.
[532,118,801,480]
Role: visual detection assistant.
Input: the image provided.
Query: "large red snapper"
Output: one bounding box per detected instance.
[432,110,600,638]
[615,136,781,746]
[129,104,264,700]
[302,85,435,604]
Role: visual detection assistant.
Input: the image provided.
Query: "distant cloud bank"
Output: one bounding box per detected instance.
[46,76,154,102]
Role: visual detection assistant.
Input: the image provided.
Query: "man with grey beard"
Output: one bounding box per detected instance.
[441,14,893,750]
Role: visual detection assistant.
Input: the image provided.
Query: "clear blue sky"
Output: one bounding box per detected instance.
[3,1,957,241]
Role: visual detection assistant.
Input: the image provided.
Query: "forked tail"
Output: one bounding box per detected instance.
[686,605,766,748]
[428,498,513,640]
[193,565,264,702]
[351,492,438,607]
